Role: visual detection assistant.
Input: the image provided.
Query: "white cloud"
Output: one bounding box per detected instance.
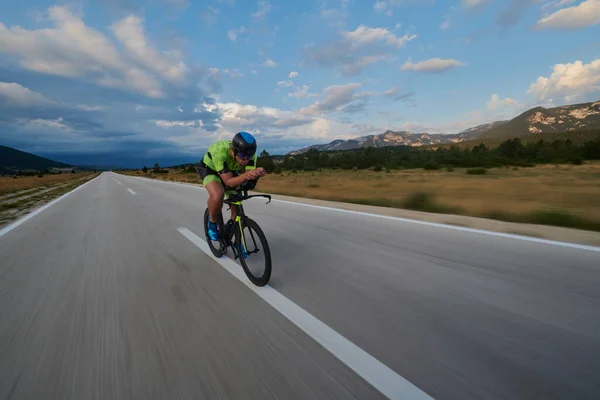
[536,0,600,30]
[0,82,53,106]
[461,0,489,9]
[342,25,417,49]
[289,84,315,99]
[527,58,600,102]
[303,23,417,76]
[289,71,299,78]
[111,16,187,83]
[402,58,465,73]
[300,82,371,115]
[227,26,246,41]
[542,0,576,10]
[487,93,522,110]
[252,1,271,18]
[0,5,185,98]
[340,55,388,76]
[261,59,278,67]
[277,80,293,87]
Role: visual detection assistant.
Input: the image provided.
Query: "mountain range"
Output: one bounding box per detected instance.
[0,145,74,175]
[287,100,600,155]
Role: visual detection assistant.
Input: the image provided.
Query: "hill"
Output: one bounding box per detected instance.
[287,121,508,156]
[478,100,600,139]
[287,100,600,155]
[0,145,74,175]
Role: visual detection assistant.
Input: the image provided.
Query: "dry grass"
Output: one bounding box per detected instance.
[0,172,99,227]
[253,163,600,230]
[117,162,600,231]
[0,172,97,196]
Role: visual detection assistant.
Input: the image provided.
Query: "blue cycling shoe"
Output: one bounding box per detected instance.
[207,221,219,241]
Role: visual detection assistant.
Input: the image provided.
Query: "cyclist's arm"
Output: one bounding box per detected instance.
[212,152,252,187]
[219,171,250,188]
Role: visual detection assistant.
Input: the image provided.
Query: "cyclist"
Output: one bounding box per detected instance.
[197,131,266,243]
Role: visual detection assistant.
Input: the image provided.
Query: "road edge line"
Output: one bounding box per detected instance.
[0,173,101,238]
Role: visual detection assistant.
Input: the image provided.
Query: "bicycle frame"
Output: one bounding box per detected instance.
[223,189,271,255]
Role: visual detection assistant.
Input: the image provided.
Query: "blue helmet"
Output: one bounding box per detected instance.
[232,131,257,159]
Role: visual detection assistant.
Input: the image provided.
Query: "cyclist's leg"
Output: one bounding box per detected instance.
[203,175,224,241]
[205,178,224,223]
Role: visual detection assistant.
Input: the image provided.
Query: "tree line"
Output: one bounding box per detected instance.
[256,134,600,173]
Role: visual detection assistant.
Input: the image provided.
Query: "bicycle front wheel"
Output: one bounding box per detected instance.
[235,217,272,286]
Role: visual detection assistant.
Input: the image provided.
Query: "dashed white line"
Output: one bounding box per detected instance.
[127,188,136,195]
[177,227,433,400]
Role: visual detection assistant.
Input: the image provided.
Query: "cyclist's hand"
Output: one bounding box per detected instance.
[256,167,266,177]
[245,170,259,180]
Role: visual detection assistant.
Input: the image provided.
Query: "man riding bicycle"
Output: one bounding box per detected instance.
[197,131,266,242]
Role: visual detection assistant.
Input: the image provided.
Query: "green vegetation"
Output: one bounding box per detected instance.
[255,132,600,173]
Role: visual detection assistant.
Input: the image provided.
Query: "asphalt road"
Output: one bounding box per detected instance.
[1,171,599,400]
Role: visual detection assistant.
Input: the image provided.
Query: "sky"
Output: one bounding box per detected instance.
[0,0,599,168]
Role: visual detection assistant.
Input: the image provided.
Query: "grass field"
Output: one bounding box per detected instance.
[0,172,97,196]
[119,162,600,232]
[0,172,99,227]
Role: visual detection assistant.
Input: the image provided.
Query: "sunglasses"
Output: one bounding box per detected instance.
[237,151,254,160]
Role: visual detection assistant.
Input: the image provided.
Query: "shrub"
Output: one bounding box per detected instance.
[466,168,486,175]
[424,162,440,170]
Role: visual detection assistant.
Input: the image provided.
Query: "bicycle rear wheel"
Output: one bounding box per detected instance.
[235,217,272,286]
[204,208,225,257]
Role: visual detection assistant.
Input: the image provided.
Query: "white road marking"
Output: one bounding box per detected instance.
[0,174,101,238]
[116,180,122,185]
[121,174,600,253]
[177,227,433,400]
[127,188,136,195]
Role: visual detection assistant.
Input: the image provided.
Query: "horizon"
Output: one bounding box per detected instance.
[1,0,599,167]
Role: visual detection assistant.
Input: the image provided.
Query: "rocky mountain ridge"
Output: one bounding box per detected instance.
[287,100,600,155]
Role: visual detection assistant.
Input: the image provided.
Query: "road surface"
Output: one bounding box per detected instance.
[1,172,599,399]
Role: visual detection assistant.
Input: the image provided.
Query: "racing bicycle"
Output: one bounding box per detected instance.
[203,188,272,286]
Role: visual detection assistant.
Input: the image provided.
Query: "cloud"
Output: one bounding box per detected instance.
[342,25,417,49]
[373,0,435,15]
[227,26,246,41]
[401,58,465,73]
[300,82,372,115]
[303,25,417,76]
[381,86,416,104]
[526,58,600,102]
[0,5,223,165]
[0,82,53,106]
[536,0,600,30]
[289,71,299,78]
[461,0,489,10]
[261,59,278,67]
[111,16,187,84]
[277,80,293,87]
[487,93,522,111]
[0,5,192,99]
[288,84,316,99]
[252,1,271,18]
